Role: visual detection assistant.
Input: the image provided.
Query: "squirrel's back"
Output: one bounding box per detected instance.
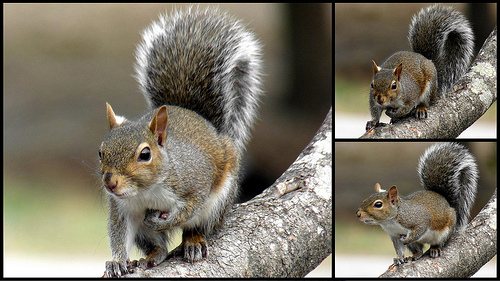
[408,4,474,95]
[135,7,262,152]
[417,142,478,230]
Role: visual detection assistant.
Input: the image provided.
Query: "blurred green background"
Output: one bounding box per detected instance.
[4,3,332,277]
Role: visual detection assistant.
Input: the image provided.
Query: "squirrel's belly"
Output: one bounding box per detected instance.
[417,227,452,245]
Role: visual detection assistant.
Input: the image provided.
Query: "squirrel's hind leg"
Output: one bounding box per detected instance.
[407,242,424,261]
[175,229,208,263]
[131,226,170,271]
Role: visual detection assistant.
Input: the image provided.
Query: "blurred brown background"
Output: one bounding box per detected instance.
[335,3,496,80]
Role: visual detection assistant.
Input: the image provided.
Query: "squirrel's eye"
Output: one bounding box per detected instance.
[370,82,374,89]
[138,147,152,162]
[98,149,102,161]
[391,81,397,90]
[374,201,383,208]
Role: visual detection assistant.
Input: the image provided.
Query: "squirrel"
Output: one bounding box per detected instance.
[366,4,475,131]
[356,142,478,265]
[99,7,262,278]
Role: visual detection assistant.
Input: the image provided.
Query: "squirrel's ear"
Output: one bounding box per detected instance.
[375,183,386,193]
[372,60,381,75]
[150,106,168,147]
[388,186,398,204]
[393,63,403,80]
[106,103,125,129]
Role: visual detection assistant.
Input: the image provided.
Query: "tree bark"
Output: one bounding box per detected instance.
[380,189,497,278]
[360,27,497,139]
[125,108,332,277]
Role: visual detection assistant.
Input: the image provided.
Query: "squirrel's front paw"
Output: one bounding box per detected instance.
[104,259,130,278]
[129,257,158,270]
[143,209,170,231]
[366,120,386,131]
[393,257,406,265]
[400,234,411,244]
[393,256,411,266]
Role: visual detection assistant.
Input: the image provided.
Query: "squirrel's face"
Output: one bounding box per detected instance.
[99,105,168,199]
[371,81,399,105]
[99,123,164,199]
[371,62,401,106]
[356,193,392,224]
[370,76,408,118]
[356,184,400,223]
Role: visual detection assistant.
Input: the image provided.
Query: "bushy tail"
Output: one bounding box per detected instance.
[417,142,479,230]
[408,4,474,96]
[135,7,262,152]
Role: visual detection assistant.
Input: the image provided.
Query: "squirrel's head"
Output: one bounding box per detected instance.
[99,103,168,198]
[370,61,402,106]
[356,183,400,224]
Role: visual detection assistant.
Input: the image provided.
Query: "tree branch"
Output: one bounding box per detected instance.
[360,27,497,139]
[125,108,332,277]
[380,189,497,278]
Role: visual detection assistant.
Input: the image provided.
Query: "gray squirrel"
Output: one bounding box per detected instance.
[99,7,262,277]
[356,143,479,265]
[366,5,475,131]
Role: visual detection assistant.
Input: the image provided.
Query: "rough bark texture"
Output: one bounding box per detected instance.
[360,27,497,139]
[124,108,332,277]
[380,189,497,278]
